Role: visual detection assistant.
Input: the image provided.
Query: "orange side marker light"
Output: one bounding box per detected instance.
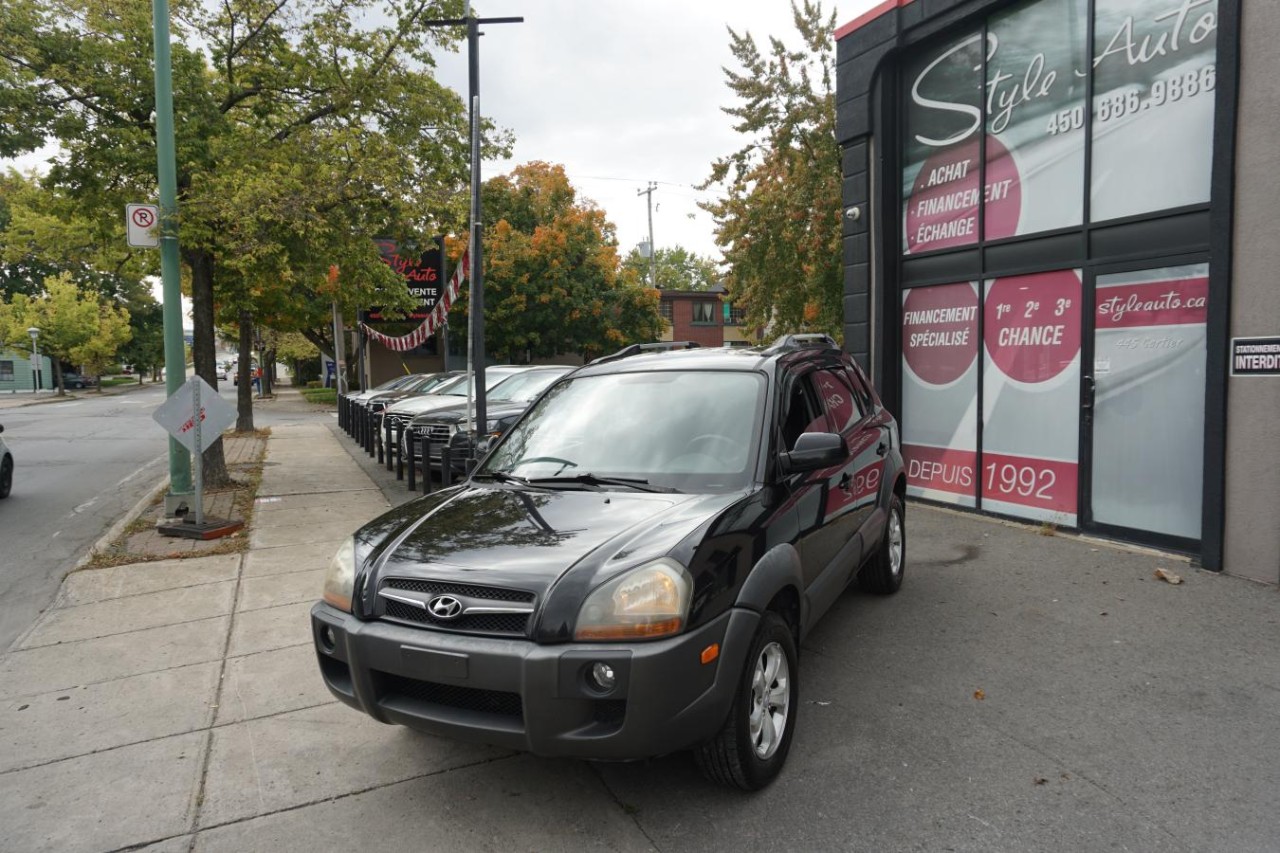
[700,643,720,665]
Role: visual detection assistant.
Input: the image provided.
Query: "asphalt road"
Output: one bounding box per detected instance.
[0,380,317,651]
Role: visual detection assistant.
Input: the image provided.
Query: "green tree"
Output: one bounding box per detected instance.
[0,272,132,393]
[117,299,165,384]
[477,163,663,362]
[621,245,720,291]
[701,1,843,336]
[1,0,499,479]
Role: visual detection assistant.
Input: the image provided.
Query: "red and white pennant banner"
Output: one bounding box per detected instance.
[359,250,468,353]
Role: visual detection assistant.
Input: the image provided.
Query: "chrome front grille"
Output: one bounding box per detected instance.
[378,578,535,637]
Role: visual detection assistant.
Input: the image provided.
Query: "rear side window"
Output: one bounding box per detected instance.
[779,374,828,450]
[842,365,875,414]
[814,368,864,432]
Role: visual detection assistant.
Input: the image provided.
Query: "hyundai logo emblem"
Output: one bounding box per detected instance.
[427,594,464,620]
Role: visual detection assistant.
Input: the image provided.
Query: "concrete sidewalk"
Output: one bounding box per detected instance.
[2,417,1279,852]
[0,421,651,853]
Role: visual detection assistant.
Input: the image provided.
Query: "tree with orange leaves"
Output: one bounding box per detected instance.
[461,163,663,362]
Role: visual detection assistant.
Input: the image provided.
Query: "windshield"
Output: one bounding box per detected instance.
[444,369,526,397]
[488,368,571,403]
[408,373,456,396]
[480,370,766,492]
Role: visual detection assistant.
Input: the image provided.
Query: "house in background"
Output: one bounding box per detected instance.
[658,285,761,348]
[0,349,53,393]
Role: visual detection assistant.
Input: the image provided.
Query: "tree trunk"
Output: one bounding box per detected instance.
[52,362,65,396]
[236,310,255,432]
[186,247,231,486]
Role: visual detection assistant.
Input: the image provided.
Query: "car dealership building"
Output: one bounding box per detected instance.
[835,0,1278,582]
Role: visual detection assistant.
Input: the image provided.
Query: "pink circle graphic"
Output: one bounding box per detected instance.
[984,271,1081,384]
[905,135,1021,254]
[902,283,979,386]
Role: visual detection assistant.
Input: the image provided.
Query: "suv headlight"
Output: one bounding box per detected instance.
[574,558,693,641]
[323,538,357,612]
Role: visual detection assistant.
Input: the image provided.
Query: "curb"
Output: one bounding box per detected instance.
[70,474,171,573]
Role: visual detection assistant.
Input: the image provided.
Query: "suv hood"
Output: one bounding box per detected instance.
[410,399,526,426]
[385,395,468,417]
[361,484,742,602]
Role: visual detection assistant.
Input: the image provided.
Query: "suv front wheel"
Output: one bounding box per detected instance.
[695,611,798,790]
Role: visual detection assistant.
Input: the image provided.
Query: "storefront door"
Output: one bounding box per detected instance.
[1082,263,1209,547]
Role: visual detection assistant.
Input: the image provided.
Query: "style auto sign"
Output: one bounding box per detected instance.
[367,238,445,322]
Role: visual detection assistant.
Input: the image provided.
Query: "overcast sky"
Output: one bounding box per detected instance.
[5,0,877,268]
[433,0,874,262]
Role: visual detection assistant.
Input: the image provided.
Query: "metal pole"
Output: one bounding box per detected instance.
[152,0,193,505]
[638,182,657,287]
[29,335,39,393]
[191,377,205,525]
[332,300,347,395]
[468,20,487,454]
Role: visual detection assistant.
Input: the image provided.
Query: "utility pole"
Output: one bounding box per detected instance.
[152,0,193,516]
[638,182,658,288]
[425,4,521,453]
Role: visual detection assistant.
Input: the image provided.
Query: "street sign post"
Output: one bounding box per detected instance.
[153,376,241,538]
[126,203,161,248]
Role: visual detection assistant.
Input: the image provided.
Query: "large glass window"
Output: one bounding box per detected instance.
[901,282,980,506]
[901,0,1217,249]
[982,270,1082,524]
[1090,0,1218,221]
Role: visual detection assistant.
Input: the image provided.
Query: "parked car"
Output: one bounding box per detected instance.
[407,366,575,474]
[348,373,428,405]
[313,336,906,790]
[364,372,460,415]
[379,366,539,449]
[61,372,95,389]
[0,424,12,499]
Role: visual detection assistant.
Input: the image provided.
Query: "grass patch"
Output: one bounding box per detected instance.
[99,376,139,388]
[300,386,337,405]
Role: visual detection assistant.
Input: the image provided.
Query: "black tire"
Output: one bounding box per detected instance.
[0,456,11,499]
[859,493,905,595]
[694,611,798,791]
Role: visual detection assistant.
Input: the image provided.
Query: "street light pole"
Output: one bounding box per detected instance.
[425,7,521,452]
[27,327,39,393]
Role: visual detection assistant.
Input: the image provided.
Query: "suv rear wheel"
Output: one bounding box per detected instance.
[859,494,905,594]
[695,611,798,790]
[0,456,12,499]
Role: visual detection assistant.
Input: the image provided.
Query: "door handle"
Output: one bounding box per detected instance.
[1082,375,1095,410]
[838,473,852,491]
[876,442,888,456]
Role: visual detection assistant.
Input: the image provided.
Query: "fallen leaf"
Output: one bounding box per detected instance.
[1154,567,1183,585]
[973,689,985,701]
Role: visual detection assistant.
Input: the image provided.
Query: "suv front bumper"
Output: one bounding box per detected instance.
[310,602,760,760]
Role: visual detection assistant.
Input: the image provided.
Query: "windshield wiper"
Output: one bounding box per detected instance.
[524,473,675,493]
[474,470,536,487]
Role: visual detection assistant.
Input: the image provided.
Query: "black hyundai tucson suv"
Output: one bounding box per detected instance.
[312,335,907,790]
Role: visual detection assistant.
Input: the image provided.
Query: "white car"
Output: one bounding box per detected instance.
[381,366,538,443]
[0,424,12,499]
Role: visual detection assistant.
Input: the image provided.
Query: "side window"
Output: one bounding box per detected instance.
[814,368,864,433]
[779,374,827,450]
[842,364,875,414]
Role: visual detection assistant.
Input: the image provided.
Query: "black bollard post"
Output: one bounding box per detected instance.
[395,424,405,480]
[376,416,385,465]
[365,410,375,456]
[440,443,453,489]
[419,435,432,494]
[385,418,395,471]
[405,430,416,491]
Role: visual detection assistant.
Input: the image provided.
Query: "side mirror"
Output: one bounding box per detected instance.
[780,432,845,475]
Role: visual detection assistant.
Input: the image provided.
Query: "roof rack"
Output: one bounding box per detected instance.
[763,333,840,353]
[589,341,702,365]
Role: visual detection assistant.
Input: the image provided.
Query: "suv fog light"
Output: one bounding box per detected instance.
[589,661,616,692]
[319,624,337,653]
